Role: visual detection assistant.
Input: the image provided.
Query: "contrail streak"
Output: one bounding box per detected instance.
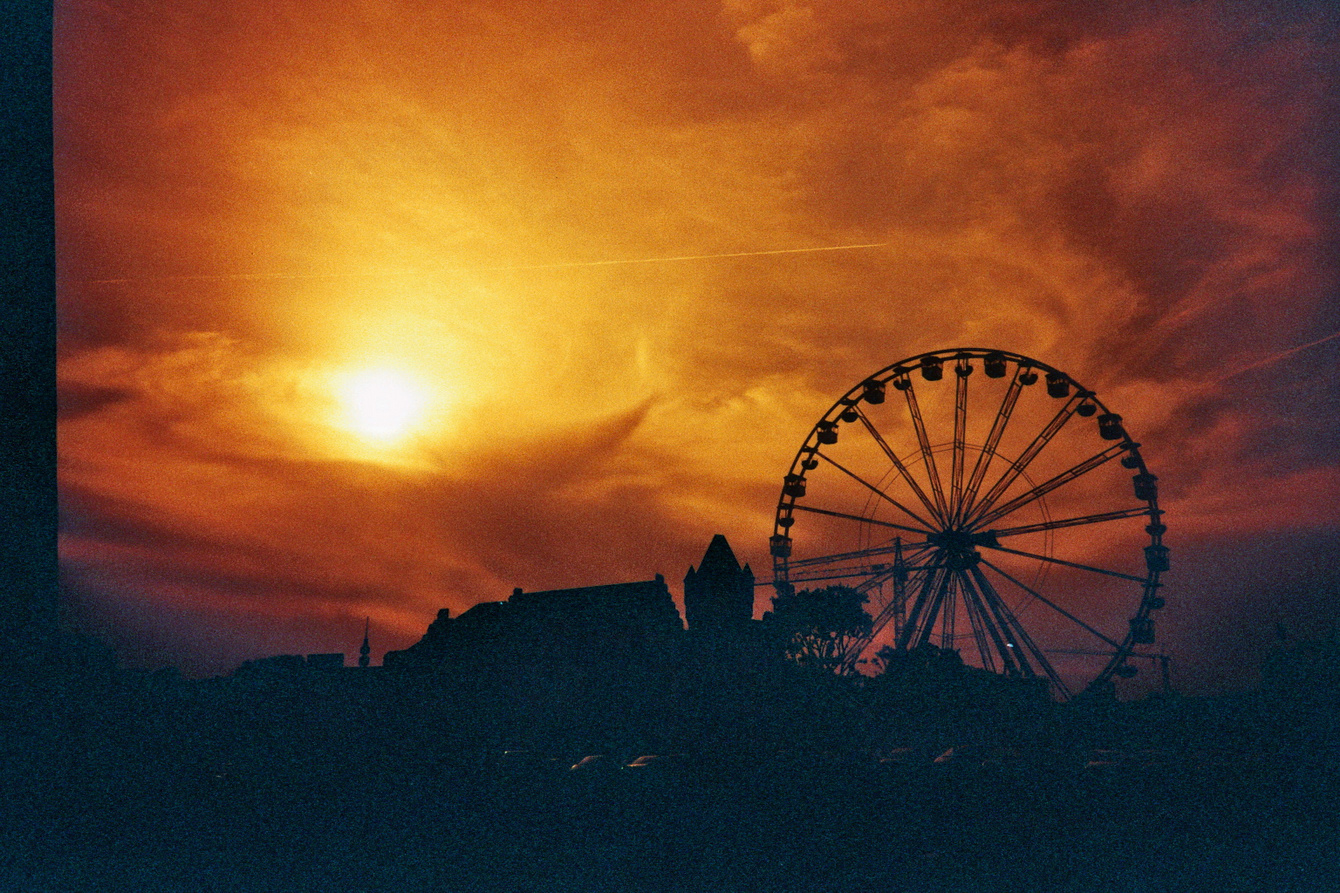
[72,242,889,285]
[492,242,890,269]
[1209,329,1340,385]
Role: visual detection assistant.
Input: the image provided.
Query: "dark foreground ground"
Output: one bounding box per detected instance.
[4,664,1337,893]
[7,738,1339,893]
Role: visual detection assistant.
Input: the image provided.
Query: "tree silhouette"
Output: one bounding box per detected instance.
[764,585,873,673]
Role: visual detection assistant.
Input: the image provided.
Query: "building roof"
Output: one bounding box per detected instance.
[702,534,741,573]
[508,576,681,628]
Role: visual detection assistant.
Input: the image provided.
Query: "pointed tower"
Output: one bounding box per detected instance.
[683,534,755,631]
[359,617,371,668]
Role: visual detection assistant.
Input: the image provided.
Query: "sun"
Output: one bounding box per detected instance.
[340,368,428,442]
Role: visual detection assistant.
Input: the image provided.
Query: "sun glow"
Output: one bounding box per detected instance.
[340,368,428,442]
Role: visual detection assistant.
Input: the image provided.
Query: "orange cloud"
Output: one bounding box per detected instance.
[57,0,1339,687]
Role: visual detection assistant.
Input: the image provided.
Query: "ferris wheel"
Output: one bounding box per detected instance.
[770,348,1169,699]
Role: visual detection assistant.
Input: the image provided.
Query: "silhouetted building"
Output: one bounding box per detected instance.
[384,575,682,670]
[235,654,304,673]
[383,538,763,673]
[684,534,755,631]
[509,576,682,647]
[234,652,345,673]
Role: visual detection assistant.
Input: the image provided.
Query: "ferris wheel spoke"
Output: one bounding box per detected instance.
[950,362,969,524]
[902,383,950,524]
[968,396,1082,528]
[854,554,947,589]
[784,540,933,571]
[954,569,1002,674]
[790,503,935,538]
[980,542,1148,584]
[978,556,1125,650]
[785,569,894,587]
[960,367,1025,524]
[784,563,919,587]
[969,443,1129,530]
[942,572,960,648]
[816,451,938,532]
[868,539,943,581]
[853,563,906,596]
[854,409,944,525]
[990,506,1153,538]
[785,544,939,588]
[969,564,1072,698]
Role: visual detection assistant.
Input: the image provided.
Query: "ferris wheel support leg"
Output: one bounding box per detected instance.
[912,568,954,650]
[895,566,942,652]
[971,564,1071,698]
[967,565,1034,678]
[957,569,1011,675]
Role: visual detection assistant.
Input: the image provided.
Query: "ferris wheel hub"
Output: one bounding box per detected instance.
[927,529,999,549]
[928,529,987,569]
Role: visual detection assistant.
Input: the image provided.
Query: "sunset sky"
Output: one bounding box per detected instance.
[55,0,1339,691]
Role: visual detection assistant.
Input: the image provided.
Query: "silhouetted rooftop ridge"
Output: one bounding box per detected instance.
[508,575,669,604]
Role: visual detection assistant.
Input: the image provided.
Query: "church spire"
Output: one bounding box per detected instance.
[359,617,371,668]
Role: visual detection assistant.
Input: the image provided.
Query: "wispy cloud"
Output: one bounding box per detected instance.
[57,0,1339,686]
